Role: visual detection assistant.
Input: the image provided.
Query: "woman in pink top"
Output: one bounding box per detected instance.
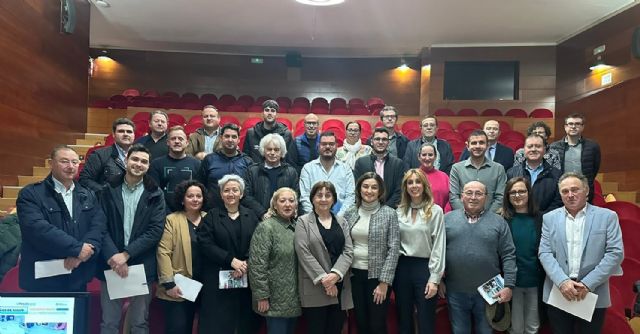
[417,143,450,211]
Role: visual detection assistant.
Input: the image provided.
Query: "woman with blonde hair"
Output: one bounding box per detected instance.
[394,169,445,334]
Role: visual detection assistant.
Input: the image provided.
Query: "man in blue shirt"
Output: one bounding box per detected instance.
[295,113,321,166]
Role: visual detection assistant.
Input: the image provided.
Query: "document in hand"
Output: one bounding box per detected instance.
[174,274,203,302]
[547,284,598,322]
[104,264,149,300]
[477,274,504,305]
[34,259,72,279]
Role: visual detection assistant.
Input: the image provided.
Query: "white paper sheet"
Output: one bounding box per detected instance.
[547,284,598,321]
[34,259,72,279]
[104,264,149,300]
[174,273,203,302]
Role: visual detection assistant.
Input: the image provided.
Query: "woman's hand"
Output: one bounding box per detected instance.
[321,273,340,288]
[231,258,247,275]
[257,299,270,313]
[166,286,182,299]
[424,282,438,299]
[372,282,389,305]
[325,285,338,297]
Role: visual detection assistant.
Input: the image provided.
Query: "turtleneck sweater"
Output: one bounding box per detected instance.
[351,201,381,270]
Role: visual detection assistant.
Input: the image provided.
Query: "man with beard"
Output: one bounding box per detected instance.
[186,105,220,160]
[299,131,355,215]
[243,99,300,169]
[198,123,254,207]
[148,126,201,212]
[449,130,506,213]
[403,115,455,173]
[354,127,408,208]
[97,144,165,334]
[135,110,169,160]
[80,118,135,192]
[459,120,514,171]
[367,106,409,158]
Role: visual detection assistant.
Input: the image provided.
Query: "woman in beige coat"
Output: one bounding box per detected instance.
[156,180,207,334]
[295,181,354,334]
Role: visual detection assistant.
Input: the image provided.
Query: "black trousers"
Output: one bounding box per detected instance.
[199,286,260,334]
[161,299,197,334]
[303,304,346,334]
[547,305,606,334]
[393,256,437,334]
[351,268,390,334]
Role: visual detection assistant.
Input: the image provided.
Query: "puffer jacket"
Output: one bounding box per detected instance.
[79,144,126,193]
[549,137,601,203]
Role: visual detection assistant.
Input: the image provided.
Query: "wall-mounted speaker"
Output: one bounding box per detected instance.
[60,0,76,34]
[632,27,640,59]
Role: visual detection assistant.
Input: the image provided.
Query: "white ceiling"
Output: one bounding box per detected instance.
[89,0,639,57]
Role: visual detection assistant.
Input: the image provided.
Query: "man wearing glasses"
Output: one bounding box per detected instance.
[243,99,300,169]
[404,115,455,174]
[549,113,601,203]
[449,130,506,213]
[295,113,321,166]
[367,106,409,158]
[17,145,106,292]
[354,128,408,208]
[507,134,562,213]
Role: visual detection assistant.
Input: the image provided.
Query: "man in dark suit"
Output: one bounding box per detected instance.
[459,120,514,171]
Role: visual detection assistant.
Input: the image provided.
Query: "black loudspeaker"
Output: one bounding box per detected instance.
[632,27,640,59]
[60,0,76,34]
[286,52,302,68]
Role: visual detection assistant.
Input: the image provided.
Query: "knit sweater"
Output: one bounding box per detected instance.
[443,210,517,293]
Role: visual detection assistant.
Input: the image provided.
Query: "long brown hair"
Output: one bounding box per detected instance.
[398,169,434,220]
[501,177,539,221]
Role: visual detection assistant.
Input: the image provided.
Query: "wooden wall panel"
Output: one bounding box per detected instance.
[0,0,90,175]
[89,50,420,115]
[426,46,556,116]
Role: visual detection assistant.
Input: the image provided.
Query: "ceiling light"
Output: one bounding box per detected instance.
[589,55,611,71]
[94,0,110,8]
[295,0,345,6]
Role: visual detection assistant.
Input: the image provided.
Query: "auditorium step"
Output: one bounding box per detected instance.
[3,186,22,198]
[18,175,45,186]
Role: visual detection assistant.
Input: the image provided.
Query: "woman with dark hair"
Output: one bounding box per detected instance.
[156,180,208,334]
[394,169,445,334]
[335,121,372,169]
[198,174,260,334]
[343,172,400,334]
[417,143,450,210]
[295,181,353,334]
[500,176,543,334]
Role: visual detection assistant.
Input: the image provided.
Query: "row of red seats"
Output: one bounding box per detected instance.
[434,108,553,118]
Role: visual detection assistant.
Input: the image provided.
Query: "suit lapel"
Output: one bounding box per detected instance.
[580,205,595,254]
[179,213,193,276]
[556,210,569,259]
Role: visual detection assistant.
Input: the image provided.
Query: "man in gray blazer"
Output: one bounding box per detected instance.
[538,172,623,334]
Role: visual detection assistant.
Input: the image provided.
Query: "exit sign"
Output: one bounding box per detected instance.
[251,57,264,64]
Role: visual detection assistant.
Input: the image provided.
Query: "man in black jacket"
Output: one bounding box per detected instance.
[97,144,165,334]
[79,118,135,193]
[366,105,409,158]
[507,135,562,213]
[354,128,408,208]
[404,115,455,174]
[549,113,601,203]
[242,100,300,170]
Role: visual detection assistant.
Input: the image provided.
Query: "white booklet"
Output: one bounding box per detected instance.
[104,264,149,300]
[34,259,72,279]
[218,270,248,289]
[477,274,504,305]
[174,273,203,302]
[547,284,598,321]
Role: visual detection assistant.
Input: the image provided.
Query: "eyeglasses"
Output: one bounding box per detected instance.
[508,190,528,197]
[264,107,277,113]
[463,191,485,198]
[320,142,336,147]
[346,128,360,133]
[565,122,583,127]
[305,122,318,127]
[372,137,389,142]
[381,115,397,120]
[56,159,80,166]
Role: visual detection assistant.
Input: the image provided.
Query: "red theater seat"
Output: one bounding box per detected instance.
[226,104,247,112]
[122,88,140,97]
[181,92,199,101]
[142,90,159,97]
[619,218,640,260]
[457,108,478,116]
[218,94,237,107]
[480,108,502,116]
[331,107,350,115]
[348,98,365,107]
[310,106,330,115]
[188,115,203,125]
[237,95,255,108]
[499,130,526,143]
[456,121,481,133]
[0,265,23,292]
[276,96,292,109]
[367,97,385,107]
[162,91,180,99]
[311,97,329,107]
[434,108,455,116]
[322,120,345,132]
[278,118,293,130]
[90,100,111,108]
[350,105,370,115]
[293,97,310,108]
[241,117,262,132]
[602,308,634,334]
[247,105,264,113]
[498,120,512,132]
[609,257,640,317]
[401,120,421,140]
[330,98,347,109]
[290,106,309,114]
[200,93,217,104]
[220,115,240,126]
[184,123,200,135]
[604,201,640,221]
[505,108,528,118]
[255,96,271,105]
[438,121,454,131]
[530,108,553,118]
[132,112,151,123]
[168,113,186,127]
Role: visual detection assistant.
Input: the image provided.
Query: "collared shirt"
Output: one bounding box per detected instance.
[115,144,127,164]
[464,209,485,224]
[525,162,544,185]
[374,155,386,180]
[565,205,587,278]
[52,176,75,219]
[486,143,497,161]
[449,158,507,212]
[299,158,355,216]
[121,179,144,246]
[203,128,219,154]
[388,132,398,157]
[564,137,582,174]
[264,162,281,169]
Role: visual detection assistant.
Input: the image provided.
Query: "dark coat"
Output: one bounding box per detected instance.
[242,121,300,170]
[404,137,455,174]
[197,150,254,209]
[366,132,410,159]
[506,160,563,214]
[549,137,601,203]
[243,162,299,217]
[79,144,126,193]
[459,142,514,171]
[97,174,166,282]
[17,175,106,292]
[353,154,408,208]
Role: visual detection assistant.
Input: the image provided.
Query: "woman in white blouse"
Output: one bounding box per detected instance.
[394,168,446,334]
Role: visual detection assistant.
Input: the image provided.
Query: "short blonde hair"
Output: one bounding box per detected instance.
[267,187,298,218]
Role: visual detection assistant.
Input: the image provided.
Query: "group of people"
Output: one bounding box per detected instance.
[15,99,624,334]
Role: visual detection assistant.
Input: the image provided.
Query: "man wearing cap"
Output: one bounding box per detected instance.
[440,180,517,334]
[242,99,300,169]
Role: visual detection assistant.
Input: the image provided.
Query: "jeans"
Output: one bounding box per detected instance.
[446,291,493,334]
[509,287,539,334]
[265,316,297,334]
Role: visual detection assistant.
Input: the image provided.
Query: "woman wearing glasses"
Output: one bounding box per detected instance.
[336,121,372,169]
[500,177,544,334]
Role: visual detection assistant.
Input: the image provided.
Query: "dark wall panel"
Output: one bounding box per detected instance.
[0,0,90,175]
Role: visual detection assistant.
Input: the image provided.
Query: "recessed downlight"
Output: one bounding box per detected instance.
[94,0,111,8]
[295,0,345,6]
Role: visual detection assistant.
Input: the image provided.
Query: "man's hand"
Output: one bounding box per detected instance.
[321,273,340,288]
[108,252,129,268]
[195,152,207,160]
[63,257,81,270]
[78,243,95,262]
[559,280,581,301]
[114,263,129,278]
[493,287,513,304]
[575,282,590,301]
